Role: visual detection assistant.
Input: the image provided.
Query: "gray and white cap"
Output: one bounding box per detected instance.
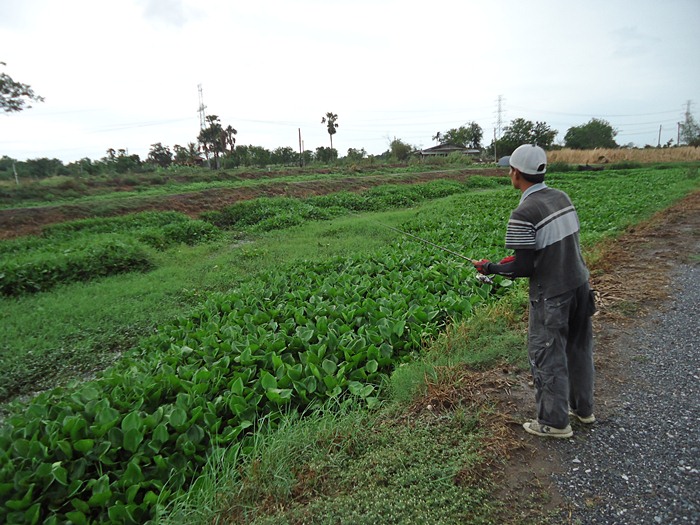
[506,144,547,176]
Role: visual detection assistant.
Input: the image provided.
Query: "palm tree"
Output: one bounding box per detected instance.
[186,142,201,164]
[223,125,237,152]
[321,112,339,150]
[199,115,225,168]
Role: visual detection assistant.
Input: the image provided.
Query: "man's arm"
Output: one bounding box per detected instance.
[486,249,535,277]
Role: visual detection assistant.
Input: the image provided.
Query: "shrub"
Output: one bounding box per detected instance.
[608,161,643,170]
[548,161,574,173]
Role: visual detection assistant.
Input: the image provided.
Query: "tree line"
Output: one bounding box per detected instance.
[2,63,700,181]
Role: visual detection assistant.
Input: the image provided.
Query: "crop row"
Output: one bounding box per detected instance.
[201,177,507,231]
[0,184,518,524]
[0,238,153,296]
[1,167,697,524]
[0,181,502,297]
[0,253,509,524]
[0,212,219,296]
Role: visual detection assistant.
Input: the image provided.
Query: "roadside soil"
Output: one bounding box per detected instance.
[0,168,504,239]
[490,189,700,522]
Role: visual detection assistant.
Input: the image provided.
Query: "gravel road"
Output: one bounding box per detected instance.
[552,262,700,524]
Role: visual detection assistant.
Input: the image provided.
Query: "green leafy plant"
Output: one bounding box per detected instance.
[0,224,509,523]
[1,167,698,524]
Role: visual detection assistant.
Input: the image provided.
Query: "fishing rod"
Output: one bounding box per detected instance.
[375,222,478,264]
[370,219,495,285]
[362,217,496,285]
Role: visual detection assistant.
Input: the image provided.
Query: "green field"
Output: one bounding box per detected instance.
[1,165,698,524]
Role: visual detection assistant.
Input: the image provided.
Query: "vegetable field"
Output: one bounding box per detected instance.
[1,166,698,524]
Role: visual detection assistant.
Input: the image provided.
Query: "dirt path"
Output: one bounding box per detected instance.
[496,190,700,522]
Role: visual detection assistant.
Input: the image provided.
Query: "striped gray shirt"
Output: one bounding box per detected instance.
[505,184,589,299]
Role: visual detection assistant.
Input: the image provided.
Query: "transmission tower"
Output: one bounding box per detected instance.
[197,84,207,131]
[197,84,211,168]
[494,95,505,139]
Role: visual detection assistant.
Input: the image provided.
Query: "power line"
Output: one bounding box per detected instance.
[90,116,195,133]
[508,105,681,118]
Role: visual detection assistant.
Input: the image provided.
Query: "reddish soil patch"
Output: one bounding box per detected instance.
[0,168,505,239]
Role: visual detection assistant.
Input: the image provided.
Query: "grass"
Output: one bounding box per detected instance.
[0,206,415,404]
[156,289,534,525]
[1,167,698,523]
[158,393,501,525]
[0,251,199,401]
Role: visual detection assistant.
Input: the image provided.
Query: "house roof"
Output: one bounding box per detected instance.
[417,144,480,155]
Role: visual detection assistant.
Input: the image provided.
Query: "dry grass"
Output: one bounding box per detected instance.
[589,190,700,321]
[548,146,700,164]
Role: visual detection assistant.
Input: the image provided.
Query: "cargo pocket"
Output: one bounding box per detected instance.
[585,288,597,317]
[529,337,556,370]
[543,291,574,329]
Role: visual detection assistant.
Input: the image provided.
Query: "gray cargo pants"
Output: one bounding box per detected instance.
[528,282,595,429]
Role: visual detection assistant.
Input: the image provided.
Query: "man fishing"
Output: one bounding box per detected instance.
[474,144,596,438]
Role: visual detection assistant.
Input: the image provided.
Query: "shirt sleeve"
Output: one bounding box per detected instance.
[487,249,534,278]
[504,216,536,250]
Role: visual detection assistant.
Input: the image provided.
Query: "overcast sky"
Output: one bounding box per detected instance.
[1,0,699,163]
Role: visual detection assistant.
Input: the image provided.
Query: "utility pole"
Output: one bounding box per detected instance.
[298,128,303,167]
[493,128,497,163]
[658,125,662,147]
[678,122,681,146]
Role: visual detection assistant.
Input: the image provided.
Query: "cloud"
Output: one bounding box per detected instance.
[139,0,201,28]
[0,0,35,29]
[611,25,659,58]
[1,0,698,161]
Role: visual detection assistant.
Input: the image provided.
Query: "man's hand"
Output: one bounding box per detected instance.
[499,255,515,264]
[473,259,491,275]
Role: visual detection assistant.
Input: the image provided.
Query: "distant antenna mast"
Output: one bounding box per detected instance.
[197,84,207,131]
